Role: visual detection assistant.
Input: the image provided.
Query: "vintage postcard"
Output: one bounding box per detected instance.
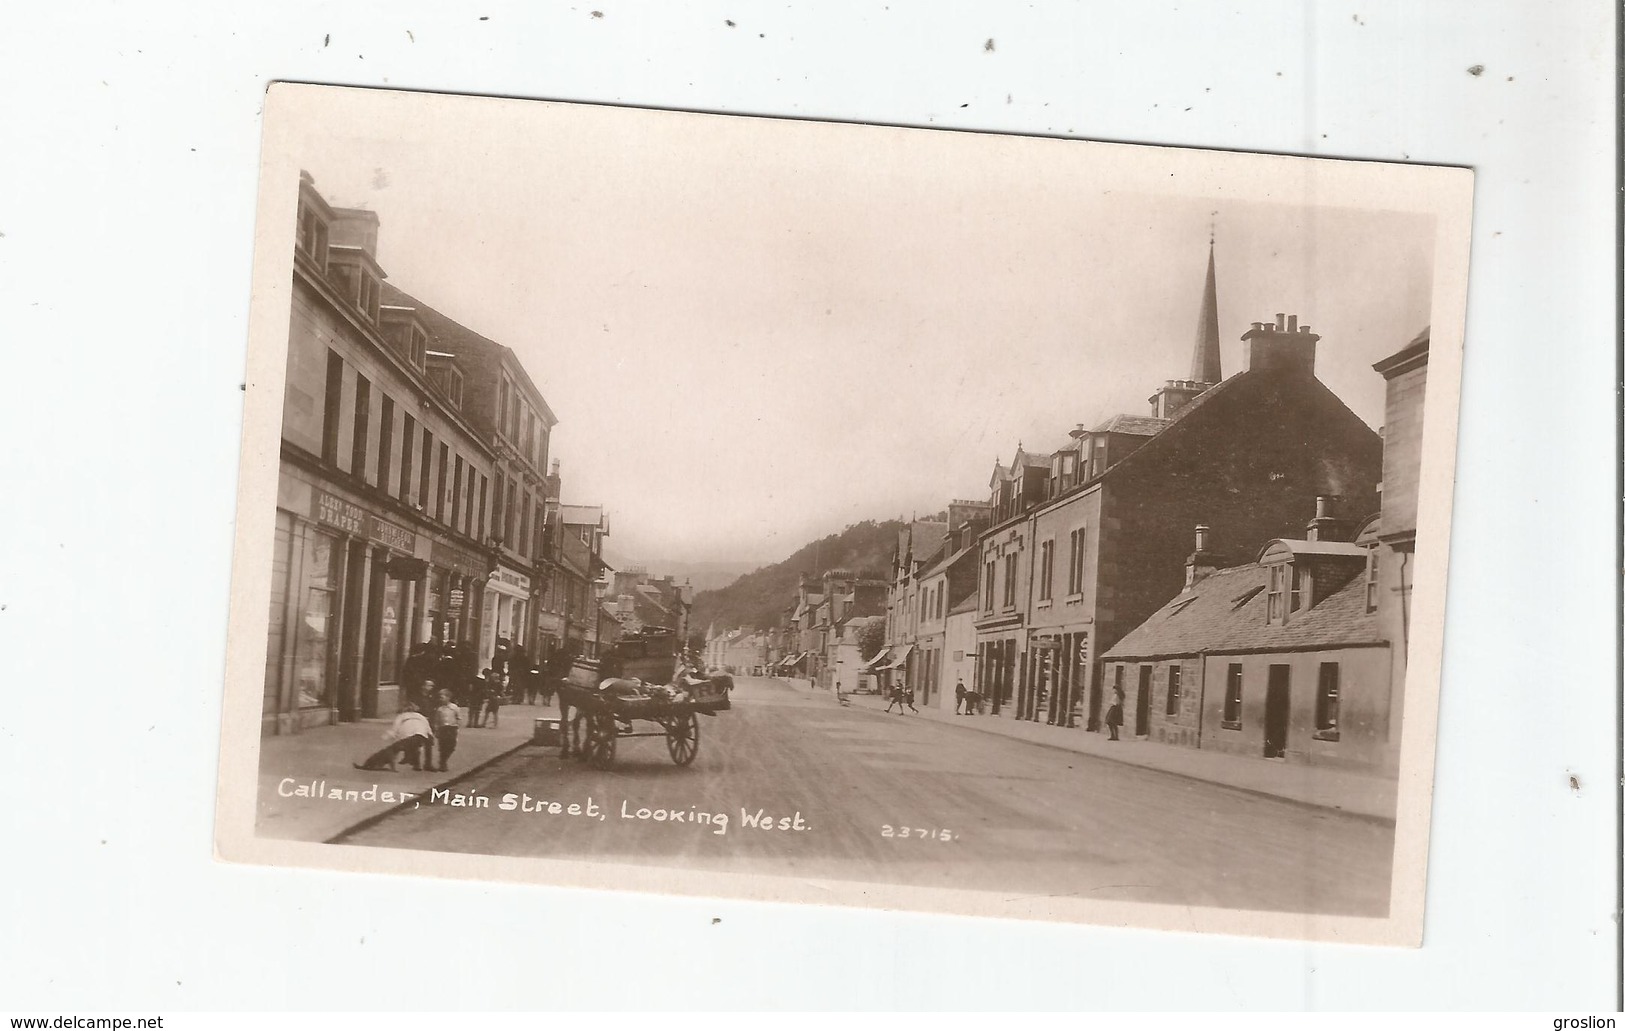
[217,83,1471,945]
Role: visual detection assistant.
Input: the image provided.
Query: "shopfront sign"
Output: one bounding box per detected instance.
[311,490,416,553]
[493,567,531,593]
[430,540,487,579]
[447,588,465,619]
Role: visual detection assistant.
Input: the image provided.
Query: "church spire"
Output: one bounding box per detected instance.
[1190,236,1222,384]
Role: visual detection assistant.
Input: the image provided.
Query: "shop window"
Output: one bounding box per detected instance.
[1222,664,1243,728]
[378,577,404,684]
[1165,664,1181,715]
[1314,662,1341,740]
[294,529,340,709]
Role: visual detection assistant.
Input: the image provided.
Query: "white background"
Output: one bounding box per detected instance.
[0,0,1615,1011]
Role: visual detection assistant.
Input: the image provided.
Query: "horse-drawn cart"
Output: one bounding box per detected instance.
[556,628,731,769]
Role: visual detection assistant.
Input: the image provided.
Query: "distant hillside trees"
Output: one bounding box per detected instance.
[689,518,903,632]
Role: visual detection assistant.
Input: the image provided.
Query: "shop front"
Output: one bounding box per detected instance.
[264,479,422,733]
[427,539,489,652]
[482,563,531,669]
[973,613,1023,716]
[1014,629,1091,726]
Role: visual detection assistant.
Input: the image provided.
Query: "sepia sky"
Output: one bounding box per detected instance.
[294,99,1437,570]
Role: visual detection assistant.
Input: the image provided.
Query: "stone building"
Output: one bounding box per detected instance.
[267,175,501,733]
[1096,327,1430,775]
[378,281,559,674]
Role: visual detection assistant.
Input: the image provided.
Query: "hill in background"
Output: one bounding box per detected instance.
[689,518,903,633]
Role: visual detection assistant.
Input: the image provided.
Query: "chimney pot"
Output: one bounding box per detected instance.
[1315,495,1332,519]
[1251,322,1264,332]
[1275,313,1286,328]
[1287,314,1298,332]
[1195,524,1211,552]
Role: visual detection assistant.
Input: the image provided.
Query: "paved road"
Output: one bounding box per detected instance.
[342,676,1394,916]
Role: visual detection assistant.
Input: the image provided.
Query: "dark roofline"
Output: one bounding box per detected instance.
[1103,640,1390,662]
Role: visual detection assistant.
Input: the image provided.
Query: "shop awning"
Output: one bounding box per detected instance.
[859,648,891,671]
[880,644,914,670]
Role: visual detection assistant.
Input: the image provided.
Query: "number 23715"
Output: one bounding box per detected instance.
[880,825,956,842]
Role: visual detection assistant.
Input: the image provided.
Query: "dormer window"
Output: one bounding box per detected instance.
[357,272,380,324]
[1364,546,1380,612]
[296,203,329,269]
[1266,563,1296,624]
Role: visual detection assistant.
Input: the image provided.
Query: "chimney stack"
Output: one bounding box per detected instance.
[1242,312,1319,376]
[1185,524,1222,589]
[1306,495,1351,542]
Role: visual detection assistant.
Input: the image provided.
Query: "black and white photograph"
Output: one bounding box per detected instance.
[216,83,1470,945]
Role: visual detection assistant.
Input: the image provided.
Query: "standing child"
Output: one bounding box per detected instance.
[433,687,462,771]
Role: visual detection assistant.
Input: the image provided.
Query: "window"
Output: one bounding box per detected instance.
[451,456,463,530]
[463,467,476,536]
[350,374,370,479]
[1365,547,1380,612]
[358,272,380,323]
[1166,664,1181,715]
[398,414,415,501]
[505,481,516,543]
[498,380,509,438]
[1315,663,1340,739]
[1002,554,1017,608]
[1289,564,1303,611]
[1038,540,1054,601]
[520,494,532,558]
[1067,527,1087,595]
[1223,664,1243,728]
[984,560,996,612]
[435,443,449,522]
[297,205,329,268]
[478,475,488,540]
[320,350,343,465]
[376,397,394,495]
[418,429,433,510]
[1266,565,1287,623]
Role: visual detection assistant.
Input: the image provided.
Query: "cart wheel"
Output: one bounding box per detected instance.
[666,711,699,766]
[584,713,617,769]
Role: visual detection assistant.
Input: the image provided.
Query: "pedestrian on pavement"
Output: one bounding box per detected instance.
[354,701,434,772]
[401,643,432,709]
[522,653,543,705]
[432,686,462,772]
[1105,688,1125,741]
[954,680,967,715]
[481,668,505,729]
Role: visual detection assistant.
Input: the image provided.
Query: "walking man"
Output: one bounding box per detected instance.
[954,680,967,715]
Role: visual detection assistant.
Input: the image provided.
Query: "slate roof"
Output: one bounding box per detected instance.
[1103,562,1385,660]
[918,542,978,581]
[381,283,558,426]
[946,594,981,616]
[1093,414,1172,437]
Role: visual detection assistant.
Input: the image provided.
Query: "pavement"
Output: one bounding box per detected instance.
[255,699,561,842]
[342,677,1397,916]
[777,676,1399,823]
